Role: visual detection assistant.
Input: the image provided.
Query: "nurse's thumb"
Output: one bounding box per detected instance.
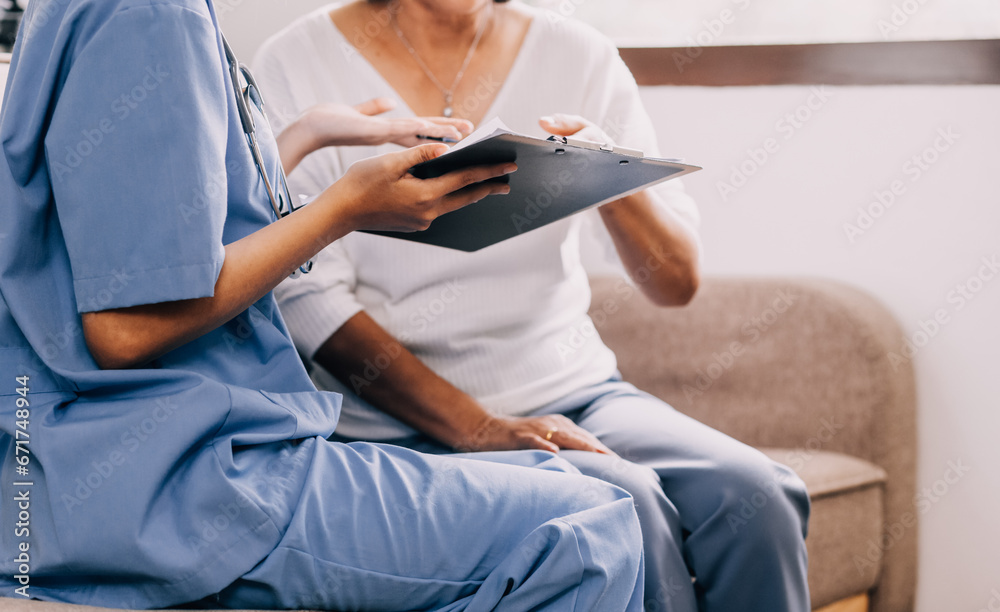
[393,143,450,174]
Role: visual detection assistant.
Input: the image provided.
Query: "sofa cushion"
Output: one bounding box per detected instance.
[762,448,887,609]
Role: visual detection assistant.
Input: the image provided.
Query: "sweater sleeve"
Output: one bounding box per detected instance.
[274,239,365,360]
[575,32,701,274]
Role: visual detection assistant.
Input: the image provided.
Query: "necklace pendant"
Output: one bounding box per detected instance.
[443,106,453,118]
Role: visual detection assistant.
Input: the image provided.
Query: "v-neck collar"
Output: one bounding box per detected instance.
[321,6,539,128]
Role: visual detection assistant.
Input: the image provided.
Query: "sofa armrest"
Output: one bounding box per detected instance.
[589,276,917,612]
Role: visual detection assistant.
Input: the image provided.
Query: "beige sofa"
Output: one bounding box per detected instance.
[5,277,916,612]
[588,276,917,612]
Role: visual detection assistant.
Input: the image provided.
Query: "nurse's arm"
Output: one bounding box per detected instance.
[81,145,515,370]
[312,311,613,455]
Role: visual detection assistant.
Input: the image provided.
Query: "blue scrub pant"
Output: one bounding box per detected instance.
[216,442,645,611]
[374,379,812,612]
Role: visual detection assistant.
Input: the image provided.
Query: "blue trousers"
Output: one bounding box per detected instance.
[372,379,812,612]
[215,442,646,611]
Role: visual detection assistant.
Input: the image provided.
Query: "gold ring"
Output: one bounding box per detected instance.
[545,428,557,441]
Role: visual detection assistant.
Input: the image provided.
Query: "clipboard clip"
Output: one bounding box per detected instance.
[545,135,645,158]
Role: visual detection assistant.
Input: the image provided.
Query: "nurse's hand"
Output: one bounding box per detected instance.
[462,414,616,456]
[327,143,515,233]
[277,98,473,174]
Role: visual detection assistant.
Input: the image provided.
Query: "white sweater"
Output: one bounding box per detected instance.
[253,3,699,440]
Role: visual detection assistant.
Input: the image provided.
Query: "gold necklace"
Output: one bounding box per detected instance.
[389,1,493,118]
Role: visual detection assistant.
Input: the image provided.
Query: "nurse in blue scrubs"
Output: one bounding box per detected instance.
[0,0,646,609]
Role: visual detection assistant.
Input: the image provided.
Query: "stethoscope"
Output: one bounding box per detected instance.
[222,33,313,276]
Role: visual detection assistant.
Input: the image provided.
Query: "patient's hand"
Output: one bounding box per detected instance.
[307,97,473,148]
[461,414,616,456]
[539,113,614,147]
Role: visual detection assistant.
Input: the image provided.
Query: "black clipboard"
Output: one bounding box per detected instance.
[363,121,701,252]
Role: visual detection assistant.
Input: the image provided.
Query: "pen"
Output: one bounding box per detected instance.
[416,134,460,144]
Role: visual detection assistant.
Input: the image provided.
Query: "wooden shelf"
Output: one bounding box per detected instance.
[815,593,870,612]
[621,39,1000,86]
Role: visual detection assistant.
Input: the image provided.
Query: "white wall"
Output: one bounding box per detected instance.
[642,84,1000,612]
[0,57,8,99]
[216,0,1000,55]
[529,0,1000,46]
[218,0,333,61]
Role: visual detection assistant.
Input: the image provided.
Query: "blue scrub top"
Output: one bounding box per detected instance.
[0,0,342,607]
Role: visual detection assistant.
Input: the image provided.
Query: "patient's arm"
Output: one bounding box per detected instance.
[597,189,701,306]
[540,114,701,307]
[314,311,613,454]
[276,97,473,175]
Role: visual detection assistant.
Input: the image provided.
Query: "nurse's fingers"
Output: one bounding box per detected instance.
[422,163,518,202]
[437,180,511,214]
[391,142,451,169]
[354,97,398,116]
[388,119,465,147]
